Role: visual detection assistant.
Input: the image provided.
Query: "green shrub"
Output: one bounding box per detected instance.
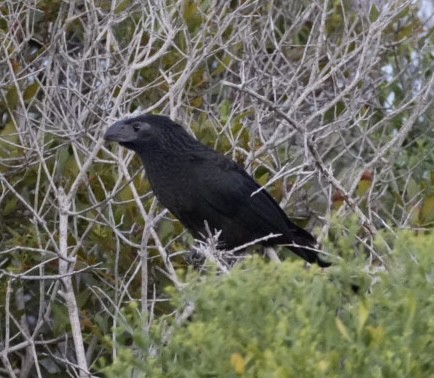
[103,230,434,377]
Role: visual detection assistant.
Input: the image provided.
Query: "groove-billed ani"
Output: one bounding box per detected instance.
[104,114,330,267]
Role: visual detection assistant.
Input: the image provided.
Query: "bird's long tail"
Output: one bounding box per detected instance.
[285,227,331,267]
[289,243,331,267]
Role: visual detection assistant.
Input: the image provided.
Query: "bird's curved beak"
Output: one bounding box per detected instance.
[104,121,135,143]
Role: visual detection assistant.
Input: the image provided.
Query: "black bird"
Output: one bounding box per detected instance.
[104,114,330,267]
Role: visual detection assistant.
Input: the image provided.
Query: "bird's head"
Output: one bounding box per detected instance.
[104,114,185,152]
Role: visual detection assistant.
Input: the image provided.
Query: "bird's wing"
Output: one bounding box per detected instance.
[187,150,330,266]
[191,151,316,247]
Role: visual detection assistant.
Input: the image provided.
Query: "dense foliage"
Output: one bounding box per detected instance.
[104,230,434,377]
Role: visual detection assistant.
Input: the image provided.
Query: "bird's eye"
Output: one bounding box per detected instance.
[132,123,140,132]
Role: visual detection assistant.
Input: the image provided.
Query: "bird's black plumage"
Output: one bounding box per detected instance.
[104,114,330,267]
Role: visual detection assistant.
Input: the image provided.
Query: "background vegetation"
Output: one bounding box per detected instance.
[105,230,434,378]
[0,0,433,376]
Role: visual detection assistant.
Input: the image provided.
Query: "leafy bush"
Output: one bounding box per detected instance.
[104,230,434,377]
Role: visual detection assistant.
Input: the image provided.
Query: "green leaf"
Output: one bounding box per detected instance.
[23,82,40,101]
[419,194,434,225]
[369,5,380,22]
[3,197,18,216]
[5,86,19,109]
[357,301,369,333]
[335,317,351,342]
